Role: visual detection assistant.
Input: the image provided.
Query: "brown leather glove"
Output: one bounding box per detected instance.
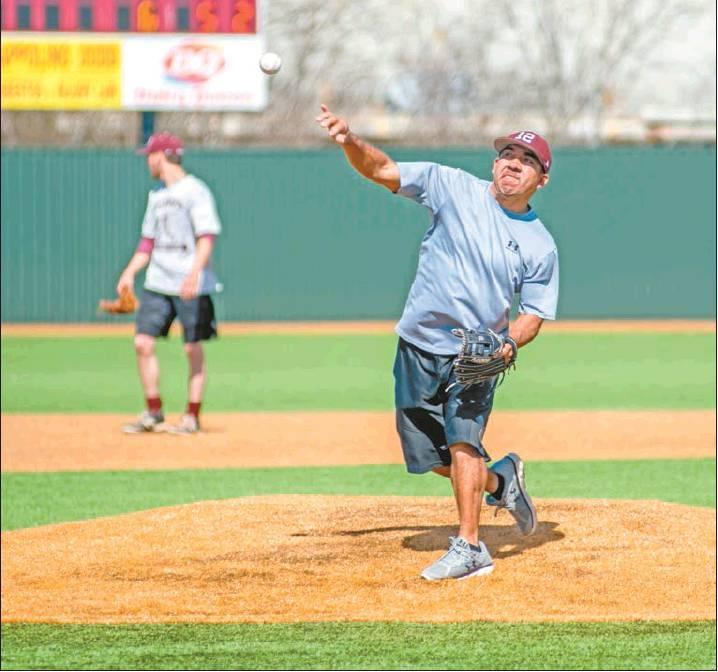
[98,287,139,314]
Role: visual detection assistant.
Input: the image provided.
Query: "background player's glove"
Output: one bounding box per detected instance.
[98,287,138,314]
[449,327,517,388]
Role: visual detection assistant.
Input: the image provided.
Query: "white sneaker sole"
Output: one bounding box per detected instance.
[167,426,199,436]
[122,423,167,434]
[421,564,494,581]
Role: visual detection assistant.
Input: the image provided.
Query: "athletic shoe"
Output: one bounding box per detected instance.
[420,536,494,581]
[122,410,165,434]
[486,452,537,535]
[168,413,200,435]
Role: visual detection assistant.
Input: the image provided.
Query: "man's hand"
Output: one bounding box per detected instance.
[315,103,400,191]
[116,271,135,296]
[180,270,200,301]
[500,343,516,365]
[315,104,351,144]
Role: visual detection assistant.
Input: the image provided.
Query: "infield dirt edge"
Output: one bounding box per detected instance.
[1,319,715,338]
[2,409,714,473]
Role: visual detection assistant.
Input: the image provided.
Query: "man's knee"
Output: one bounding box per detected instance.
[449,442,480,460]
[183,342,203,357]
[449,442,488,472]
[134,334,155,357]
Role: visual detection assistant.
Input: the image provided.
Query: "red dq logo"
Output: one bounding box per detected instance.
[163,43,225,83]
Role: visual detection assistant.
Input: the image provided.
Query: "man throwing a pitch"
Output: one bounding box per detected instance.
[316,105,559,581]
[117,132,222,435]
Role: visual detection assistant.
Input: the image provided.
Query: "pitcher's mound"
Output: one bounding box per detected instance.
[2,496,714,623]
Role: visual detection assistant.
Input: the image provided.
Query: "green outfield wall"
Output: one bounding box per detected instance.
[1,146,715,322]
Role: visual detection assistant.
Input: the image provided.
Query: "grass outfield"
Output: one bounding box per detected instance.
[2,330,716,670]
[2,459,714,530]
[2,621,715,670]
[2,332,715,412]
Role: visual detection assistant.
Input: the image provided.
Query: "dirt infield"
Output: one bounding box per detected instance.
[2,410,714,473]
[1,319,715,338]
[2,495,714,624]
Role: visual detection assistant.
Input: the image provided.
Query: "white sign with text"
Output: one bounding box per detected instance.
[121,34,267,111]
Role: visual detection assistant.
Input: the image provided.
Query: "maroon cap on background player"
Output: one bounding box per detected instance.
[493,131,552,173]
[136,132,184,156]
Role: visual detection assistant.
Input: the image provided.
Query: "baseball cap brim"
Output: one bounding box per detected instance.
[135,146,184,156]
[494,137,541,162]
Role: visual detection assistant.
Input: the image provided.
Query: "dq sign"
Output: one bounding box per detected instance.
[122,35,266,110]
[163,42,226,83]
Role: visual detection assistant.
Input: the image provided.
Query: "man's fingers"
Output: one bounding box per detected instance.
[328,120,347,137]
[316,105,349,143]
[315,104,331,121]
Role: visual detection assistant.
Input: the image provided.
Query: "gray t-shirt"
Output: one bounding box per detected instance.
[395,162,559,355]
[141,174,222,296]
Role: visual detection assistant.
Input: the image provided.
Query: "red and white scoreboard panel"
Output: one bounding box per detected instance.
[1,0,257,34]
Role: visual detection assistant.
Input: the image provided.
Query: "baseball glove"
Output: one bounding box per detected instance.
[448,327,517,389]
[98,287,138,314]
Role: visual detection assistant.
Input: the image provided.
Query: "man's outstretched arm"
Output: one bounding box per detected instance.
[315,104,400,192]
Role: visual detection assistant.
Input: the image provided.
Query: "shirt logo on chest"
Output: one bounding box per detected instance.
[507,240,520,253]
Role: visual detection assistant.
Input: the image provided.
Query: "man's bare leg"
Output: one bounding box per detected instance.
[434,460,499,496]
[123,333,164,432]
[184,342,206,403]
[446,442,489,546]
[134,334,160,398]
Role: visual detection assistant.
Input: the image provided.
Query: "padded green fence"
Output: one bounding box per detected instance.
[1,146,715,321]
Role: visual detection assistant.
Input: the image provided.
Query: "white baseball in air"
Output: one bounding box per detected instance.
[259,52,282,75]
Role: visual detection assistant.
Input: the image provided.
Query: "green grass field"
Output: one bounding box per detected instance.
[2,330,716,670]
[2,459,715,531]
[2,332,715,412]
[2,621,714,670]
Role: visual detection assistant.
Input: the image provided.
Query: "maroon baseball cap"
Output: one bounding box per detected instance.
[494,131,552,173]
[136,132,184,156]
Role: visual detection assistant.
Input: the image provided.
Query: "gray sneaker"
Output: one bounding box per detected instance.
[421,536,494,581]
[486,452,537,535]
[167,414,200,435]
[122,410,165,434]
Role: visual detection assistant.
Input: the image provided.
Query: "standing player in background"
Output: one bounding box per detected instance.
[117,133,222,435]
[316,105,559,581]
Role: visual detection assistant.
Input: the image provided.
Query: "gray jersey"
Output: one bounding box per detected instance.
[141,174,222,296]
[395,162,559,355]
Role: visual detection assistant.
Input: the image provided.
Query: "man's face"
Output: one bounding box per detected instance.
[492,144,549,198]
[146,151,164,179]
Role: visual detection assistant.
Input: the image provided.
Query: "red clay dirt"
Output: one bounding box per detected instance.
[2,410,714,473]
[2,496,715,624]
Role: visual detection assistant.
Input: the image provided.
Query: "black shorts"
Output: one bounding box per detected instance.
[393,337,496,474]
[136,289,218,343]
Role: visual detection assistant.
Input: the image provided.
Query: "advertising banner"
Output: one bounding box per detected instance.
[121,34,266,110]
[0,32,267,111]
[1,36,122,109]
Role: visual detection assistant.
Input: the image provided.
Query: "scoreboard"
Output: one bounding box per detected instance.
[2,0,266,111]
[1,0,257,34]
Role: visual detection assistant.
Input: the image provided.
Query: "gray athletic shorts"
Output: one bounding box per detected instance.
[136,289,217,343]
[393,337,497,474]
